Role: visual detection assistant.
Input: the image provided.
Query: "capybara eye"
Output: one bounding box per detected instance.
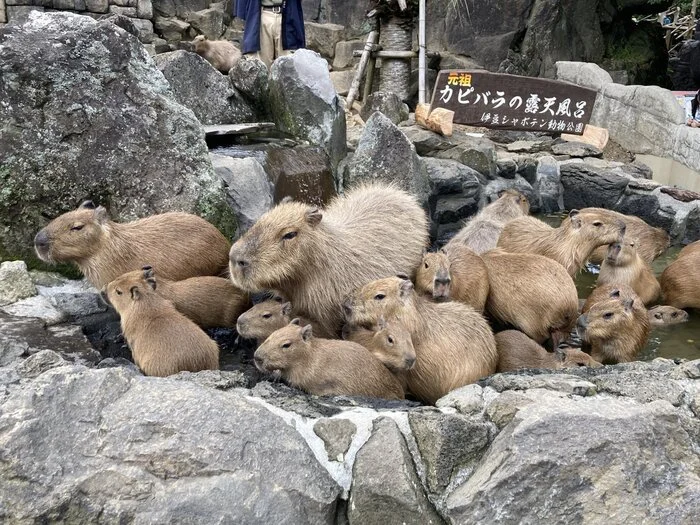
[655,313,662,319]
[374,293,386,301]
[282,342,291,349]
[387,336,394,344]
[424,262,428,269]
[70,224,84,231]
[671,312,678,318]
[593,221,602,227]
[116,289,122,296]
[603,312,614,320]
[262,313,272,319]
[282,231,298,241]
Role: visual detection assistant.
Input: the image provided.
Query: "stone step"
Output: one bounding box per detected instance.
[203,122,276,136]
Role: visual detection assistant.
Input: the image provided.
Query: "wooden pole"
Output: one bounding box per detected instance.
[363,54,377,103]
[418,0,427,104]
[346,30,378,109]
[688,0,698,39]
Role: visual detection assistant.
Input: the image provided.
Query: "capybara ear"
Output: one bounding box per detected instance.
[440,247,448,255]
[496,189,506,199]
[301,324,313,341]
[305,207,323,226]
[94,206,109,224]
[396,272,410,280]
[569,209,582,228]
[290,318,301,326]
[623,298,634,312]
[610,289,621,298]
[281,302,292,316]
[399,278,414,299]
[130,286,141,300]
[142,265,154,277]
[342,296,353,317]
[79,200,96,210]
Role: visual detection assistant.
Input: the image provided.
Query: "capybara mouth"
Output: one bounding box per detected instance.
[404,357,417,370]
[33,244,53,263]
[253,356,266,372]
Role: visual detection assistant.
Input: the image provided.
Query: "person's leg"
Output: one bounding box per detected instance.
[253,9,275,68]
[272,12,293,62]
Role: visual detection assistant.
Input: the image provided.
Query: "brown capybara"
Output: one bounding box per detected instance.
[598,239,661,306]
[105,271,219,377]
[576,296,650,364]
[254,319,404,400]
[192,35,242,73]
[481,249,579,347]
[659,248,700,310]
[583,208,670,264]
[648,305,690,326]
[415,245,489,312]
[678,240,700,259]
[445,189,530,254]
[342,316,416,373]
[344,276,498,405]
[495,330,602,372]
[581,283,643,314]
[497,209,626,277]
[228,184,429,337]
[236,298,327,342]
[34,201,231,289]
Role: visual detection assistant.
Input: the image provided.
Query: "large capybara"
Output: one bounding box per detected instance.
[445,189,530,254]
[576,295,650,364]
[678,239,700,259]
[192,35,242,73]
[105,271,219,377]
[344,276,498,404]
[481,249,579,346]
[659,247,700,309]
[228,184,429,336]
[236,298,327,342]
[254,319,405,400]
[415,245,489,312]
[583,208,670,264]
[495,330,602,372]
[34,201,231,289]
[497,209,626,277]
[648,305,689,326]
[598,239,661,306]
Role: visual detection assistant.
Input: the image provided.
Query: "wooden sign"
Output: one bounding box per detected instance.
[429,71,598,135]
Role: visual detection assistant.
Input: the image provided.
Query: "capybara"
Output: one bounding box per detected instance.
[583,208,670,264]
[344,276,498,404]
[576,296,650,364]
[497,209,626,276]
[445,189,530,254]
[660,248,700,309]
[648,305,689,326]
[342,316,416,373]
[495,330,602,372]
[581,283,643,314]
[415,245,489,312]
[481,249,579,347]
[254,319,404,400]
[192,35,242,73]
[598,239,661,306]
[34,201,231,289]
[228,184,429,336]
[678,240,700,259]
[105,270,219,377]
[236,298,326,342]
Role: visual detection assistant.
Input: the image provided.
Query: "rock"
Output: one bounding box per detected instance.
[1,296,67,326]
[154,15,190,41]
[29,271,68,287]
[329,69,353,96]
[155,50,255,125]
[348,417,443,525]
[435,384,485,416]
[482,373,597,397]
[359,91,409,125]
[555,61,614,91]
[229,57,269,107]
[433,134,498,179]
[136,0,153,19]
[332,39,364,70]
[588,367,687,407]
[424,157,483,196]
[0,13,236,266]
[0,261,37,306]
[268,49,347,171]
[43,280,107,318]
[186,7,225,40]
[171,369,251,390]
[15,349,67,379]
[152,0,207,19]
[401,126,454,156]
[660,186,700,203]
[669,39,700,90]
[324,1,373,39]
[551,140,603,158]
[128,18,154,44]
[86,0,109,14]
[506,139,552,154]
[6,6,43,25]
[313,418,357,461]
[485,390,534,429]
[304,21,345,59]
[264,146,336,207]
[534,155,564,213]
[108,6,137,17]
[496,157,517,179]
[560,162,629,210]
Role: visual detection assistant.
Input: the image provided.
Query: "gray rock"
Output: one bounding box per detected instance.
[359,91,409,125]
[304,21,345,59]
[170,369,251,390]
[108,5,137,17]
[482,373,597,397]
[1,296,67,326]
[136,0,153,19]
[589,368,687,407]
[485,389,535,429]
[534,155,564,213]
[229,57,269,106]
[560,161,630,210]
[49,291,106,319]
[152,0,207,19]
[424,157,483,197]
[0,261,37,306]
[329,69,353,96]
[496,157,517,179]
[552,140,603,158]
[15,349,67,379]
[555,60,614,91]
[313,418,357,461]
[332,39,364,70]
[186,7,225,40]
[6,6,43,25]
[29,271,67,287]
[130,18,154,44]
[433,134,498,178]
[264,146,336,207]
[401,126,454,156]
[506,139,552,154]
[154,15,190,41]
[86,0,109,13]
[435,384,485,415]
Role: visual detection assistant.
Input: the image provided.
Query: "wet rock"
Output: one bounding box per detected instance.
[534,155,564,213]
[401,126,454,156]
[560,162,629,210]
[360,92,409,125]
[304,21,345,59]
[424,158,483,197]
[496,157,517,179]
[0,261,37,307]
[313,418,357,461]
[264,146,336,207]
[552,140,603,158]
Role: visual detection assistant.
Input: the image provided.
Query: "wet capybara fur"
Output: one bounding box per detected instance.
[598,239,660,306]
[648,305,689,326]
[660,247,700,310]
[192,35,242,73]
[495,330,602,372]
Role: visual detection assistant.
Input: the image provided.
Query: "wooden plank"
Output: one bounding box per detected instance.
[347,30,379,109]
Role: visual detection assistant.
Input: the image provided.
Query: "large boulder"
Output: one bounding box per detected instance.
[152,0,208,19]
[560,161,630,210]
[0,13,237,267]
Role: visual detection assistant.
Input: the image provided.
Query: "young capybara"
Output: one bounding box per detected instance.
[576,296,650,364]
[105,270,219,377]
[495,330,602,372]
[598,239,661,306]
[254,319,405,400]
[659,247,700,310]
[34,201,231,289]
[581,283,643,314]
[648,305,689,326]
[342,316,416,373]
[344,276,498,404]
[415,245,489,312]
[481,249,579,347]
[192,35,242,73]
[445,189,530,254]
[228,184,429,336]
[497,209,626,277]
[236,298,326,342]
[583,208,670,264]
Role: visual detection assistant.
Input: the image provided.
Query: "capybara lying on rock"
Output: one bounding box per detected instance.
[495,330,601,372]
[236,298,326,343]
[192,35,242,73]
[228,184,429,336]
[34,201,230,289]
[648,305,689,326]
[254,319,405,400]
[598,239,660,306]
[660,247,700,310]
[105,270,219,377]
[497,209,626,276]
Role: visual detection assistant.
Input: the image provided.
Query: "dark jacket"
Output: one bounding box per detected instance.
[235,0,306,55]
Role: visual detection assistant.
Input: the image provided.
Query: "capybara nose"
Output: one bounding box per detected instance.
[577,314,588,330]
[342,297,353,317]
[34,230,49,248]
[99,290,111,306]
[253,355,264,371]
[404,356,416,369]
[435,276,451,286]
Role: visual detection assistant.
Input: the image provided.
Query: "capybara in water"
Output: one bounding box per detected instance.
[105,271,219,377]
[581,283,642,314]
[495,330,602,372]
[598,239,661,306]
[497,209,626,276]
[344,276,497,404]
[415,245,489,312]
[34,201,230,289]
[583,208,670,264]
[648,305,689,326]
[445,189,530,254]
[228,184,429,336]
[660,247,700,310]
[236,298,326,342]
[481,249,579,347]
[577,295,650,364]
[192,35,242,73]
[254,319,404,400]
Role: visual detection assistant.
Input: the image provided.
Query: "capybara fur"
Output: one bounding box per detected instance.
[648,305,689,326]
[497,209,626,276]
[583,208,670,264]
[344,276,497,404]
[254,320,404,400]
[228,184,429,336]
[495,330,602,372]
[192,35,242,73]
[660,248,700,310]
[34,201,231,289]
[598,239,660,306]
[482,249,579,346]
[446,189,530,254]
[415,245,489,312]
[577,296,650,364]
[342,317,416,374]
[678,240,700,259]
[105,271,219,377]
[236,299,326,342]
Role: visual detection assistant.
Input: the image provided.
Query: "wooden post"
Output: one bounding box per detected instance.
[688,0,698,39]
[346,30,378,109]
[362,54,377,103]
